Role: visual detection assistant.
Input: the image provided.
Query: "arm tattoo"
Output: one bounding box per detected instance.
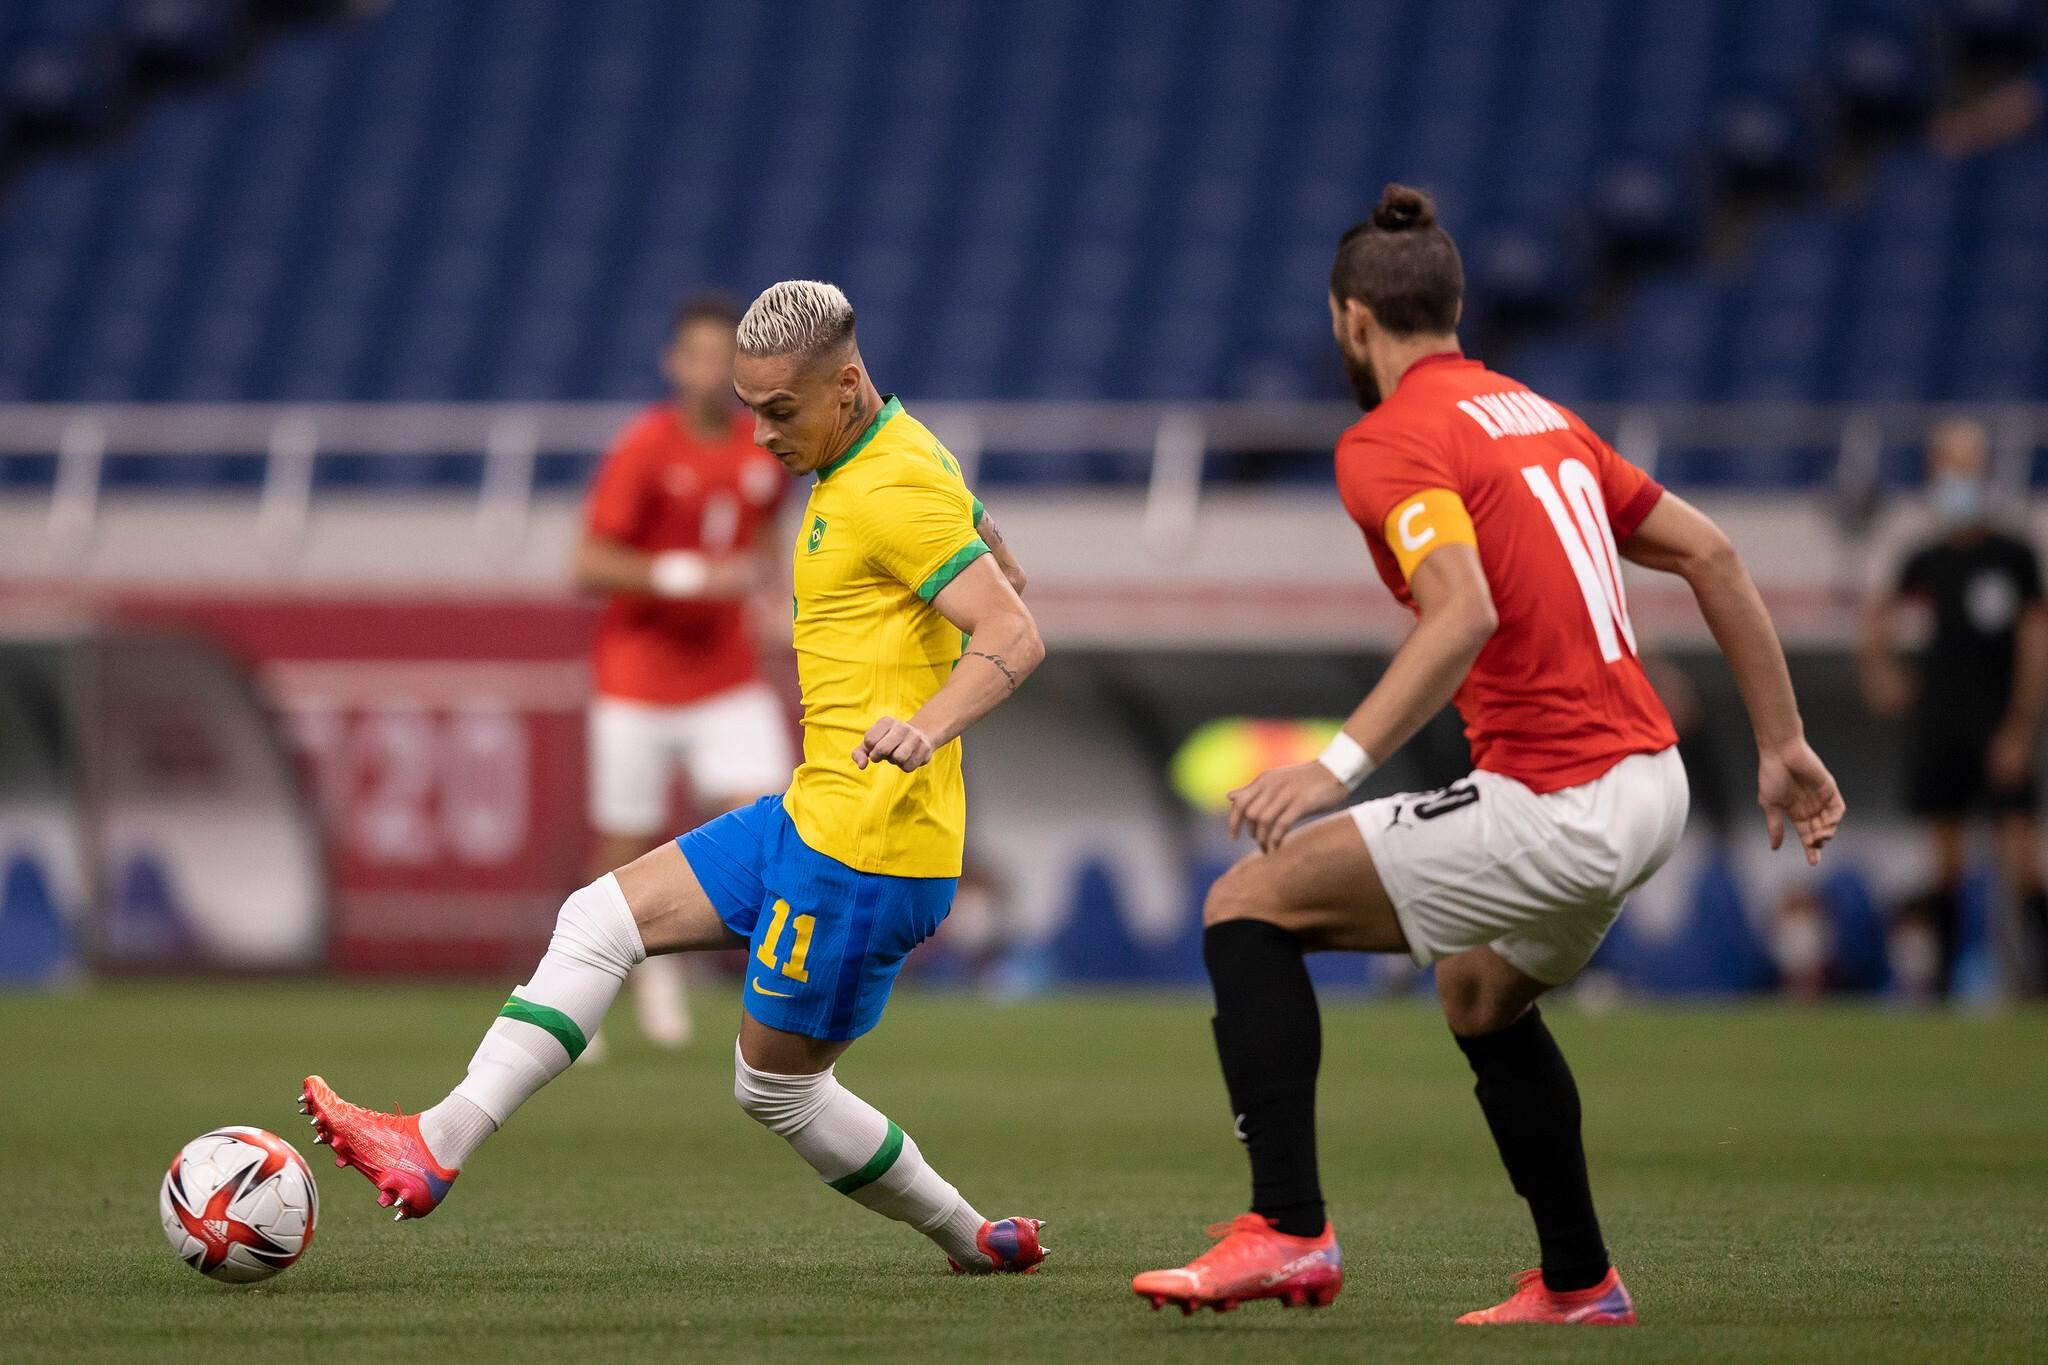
[964,650,1019,692]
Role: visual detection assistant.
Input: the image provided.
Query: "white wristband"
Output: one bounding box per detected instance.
[649,551,710,599]
[1317,731,1376,790]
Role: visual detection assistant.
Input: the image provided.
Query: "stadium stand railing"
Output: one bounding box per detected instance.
[1,398,2042,565]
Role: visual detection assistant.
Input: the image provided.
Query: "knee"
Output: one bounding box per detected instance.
[1435,965,1526,1038]
[551,875,646,973]
[732,1044,832,1135]
[1202,858,1271,929]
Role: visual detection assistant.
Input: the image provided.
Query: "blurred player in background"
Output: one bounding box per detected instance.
[572,293,794,1055]
[1859,419,2048,998]
[304,280,1049,1275]
[1134,185,1845,1324]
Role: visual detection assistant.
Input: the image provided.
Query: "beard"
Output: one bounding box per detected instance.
[1341,347,1381,411]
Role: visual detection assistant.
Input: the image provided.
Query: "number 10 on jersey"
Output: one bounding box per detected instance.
[1521,457,1639,663]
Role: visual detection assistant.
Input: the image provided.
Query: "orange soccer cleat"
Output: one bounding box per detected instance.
[299,1075,459,1221]
[1131,1214,1343,1315]
[1456,1266,1637,1325]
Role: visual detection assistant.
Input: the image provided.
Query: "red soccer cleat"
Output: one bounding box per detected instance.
[947,1217,1049,1274]
[1456,1266,1637,1325]
[1131,1214,1343,1314]
[299,1075,459,1221]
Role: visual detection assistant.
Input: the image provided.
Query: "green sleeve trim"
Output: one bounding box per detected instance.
[915,537,990,602]
[827,1120,905,1195]
[971,495,985,525]
[498,994,587,1060]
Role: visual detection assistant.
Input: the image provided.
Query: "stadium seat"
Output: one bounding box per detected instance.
[124,0,240,74]
[0,0,2036,492]
[1947,0,2046,68]
[1831,17,1937,129]
[1591,153,1709,258]
[2,33,126,136]
[1467,226,1585,328]
[1714,87,1828,190]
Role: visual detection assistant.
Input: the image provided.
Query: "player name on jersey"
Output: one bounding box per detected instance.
[1456,391,1571,440]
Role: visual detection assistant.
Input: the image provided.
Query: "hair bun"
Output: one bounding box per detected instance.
[1371,183,1436,232]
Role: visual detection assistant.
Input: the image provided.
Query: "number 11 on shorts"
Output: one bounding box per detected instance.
[756,899,815,983]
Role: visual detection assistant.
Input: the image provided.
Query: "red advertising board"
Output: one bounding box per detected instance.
[103,595,609,973]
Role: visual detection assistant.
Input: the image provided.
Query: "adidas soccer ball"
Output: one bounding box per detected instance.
[159,1126,318,1283]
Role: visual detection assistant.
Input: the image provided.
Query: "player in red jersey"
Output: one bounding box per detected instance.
[572,293,795,1052]
[1133,186,1845,1322]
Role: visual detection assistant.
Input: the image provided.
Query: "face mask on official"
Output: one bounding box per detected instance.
[1931,472,1986,528]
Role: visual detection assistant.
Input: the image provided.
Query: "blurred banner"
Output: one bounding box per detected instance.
[102,596,596,973]
[0,462,2027,1000]
[0,591,2011,999]
[0,628,325,979]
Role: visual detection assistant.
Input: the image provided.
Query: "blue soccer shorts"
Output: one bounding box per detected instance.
[677,794,956,1041]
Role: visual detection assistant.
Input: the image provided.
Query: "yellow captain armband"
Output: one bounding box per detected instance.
[1382,488,1476,580]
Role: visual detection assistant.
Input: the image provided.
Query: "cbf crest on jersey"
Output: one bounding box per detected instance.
[807,514,828,553]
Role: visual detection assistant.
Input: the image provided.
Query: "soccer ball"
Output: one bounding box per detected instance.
[159,1126,319,1283]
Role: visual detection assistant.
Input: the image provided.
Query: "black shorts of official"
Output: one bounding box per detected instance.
[1904,726,2040,817]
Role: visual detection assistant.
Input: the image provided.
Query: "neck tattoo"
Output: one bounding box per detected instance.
[830,395,875,465]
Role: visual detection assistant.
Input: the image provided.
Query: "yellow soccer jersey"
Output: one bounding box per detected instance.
[781,395,989,878]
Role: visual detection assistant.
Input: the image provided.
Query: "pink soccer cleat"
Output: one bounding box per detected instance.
[1456,1266,1637,1325]
[947,1217,1049,1274]
[1132,1214,1343,1314]
[299,1075,459,1221]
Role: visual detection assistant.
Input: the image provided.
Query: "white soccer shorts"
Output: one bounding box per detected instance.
[1352,746,1689,985]
[587,683,796,835]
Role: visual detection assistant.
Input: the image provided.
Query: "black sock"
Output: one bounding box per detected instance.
[2023,889,2048,996]
[1205,920,1324,1237]
[1454,1006,1609,1292]
[1927,888,1963,998]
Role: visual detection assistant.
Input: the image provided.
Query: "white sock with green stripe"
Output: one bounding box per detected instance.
[733,1044,989,1268]
[421,875,646,1167]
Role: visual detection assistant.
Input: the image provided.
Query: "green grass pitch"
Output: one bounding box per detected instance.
[2,982,2043,1363]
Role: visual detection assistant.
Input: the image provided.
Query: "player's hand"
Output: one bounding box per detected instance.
[1757,738,1846,866]
[1227,761,1349,854]
[1987,724,2035,789]
[854,716,935,773]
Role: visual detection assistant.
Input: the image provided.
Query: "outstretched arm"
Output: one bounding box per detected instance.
[1228,543,1497,852]
[1621,492,1845,864]
[572,532,761,599]
[853,554,1045,772]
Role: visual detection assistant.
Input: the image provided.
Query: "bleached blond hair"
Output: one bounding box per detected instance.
[736,280,856,361]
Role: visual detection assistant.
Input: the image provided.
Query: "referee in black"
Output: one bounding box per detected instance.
[1860,418,2048,998]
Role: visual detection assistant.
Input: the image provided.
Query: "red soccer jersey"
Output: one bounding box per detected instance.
[584,405,787,705]
[1335,353,1677,792]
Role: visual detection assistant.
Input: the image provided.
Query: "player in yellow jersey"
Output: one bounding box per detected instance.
[301,281,1050,1275]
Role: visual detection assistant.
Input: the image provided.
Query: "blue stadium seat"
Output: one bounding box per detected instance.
[1948,0,2046,65]
[1832,16,1937,126]
[0,0,2030,496]
[1715,87,1828,188]
[125,0,240,73]
[1607,274,1725,402]
[1598,149,1711,253]
[1503,336,1605,407]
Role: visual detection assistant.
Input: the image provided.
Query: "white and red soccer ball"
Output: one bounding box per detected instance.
[160,1127,318,1283]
